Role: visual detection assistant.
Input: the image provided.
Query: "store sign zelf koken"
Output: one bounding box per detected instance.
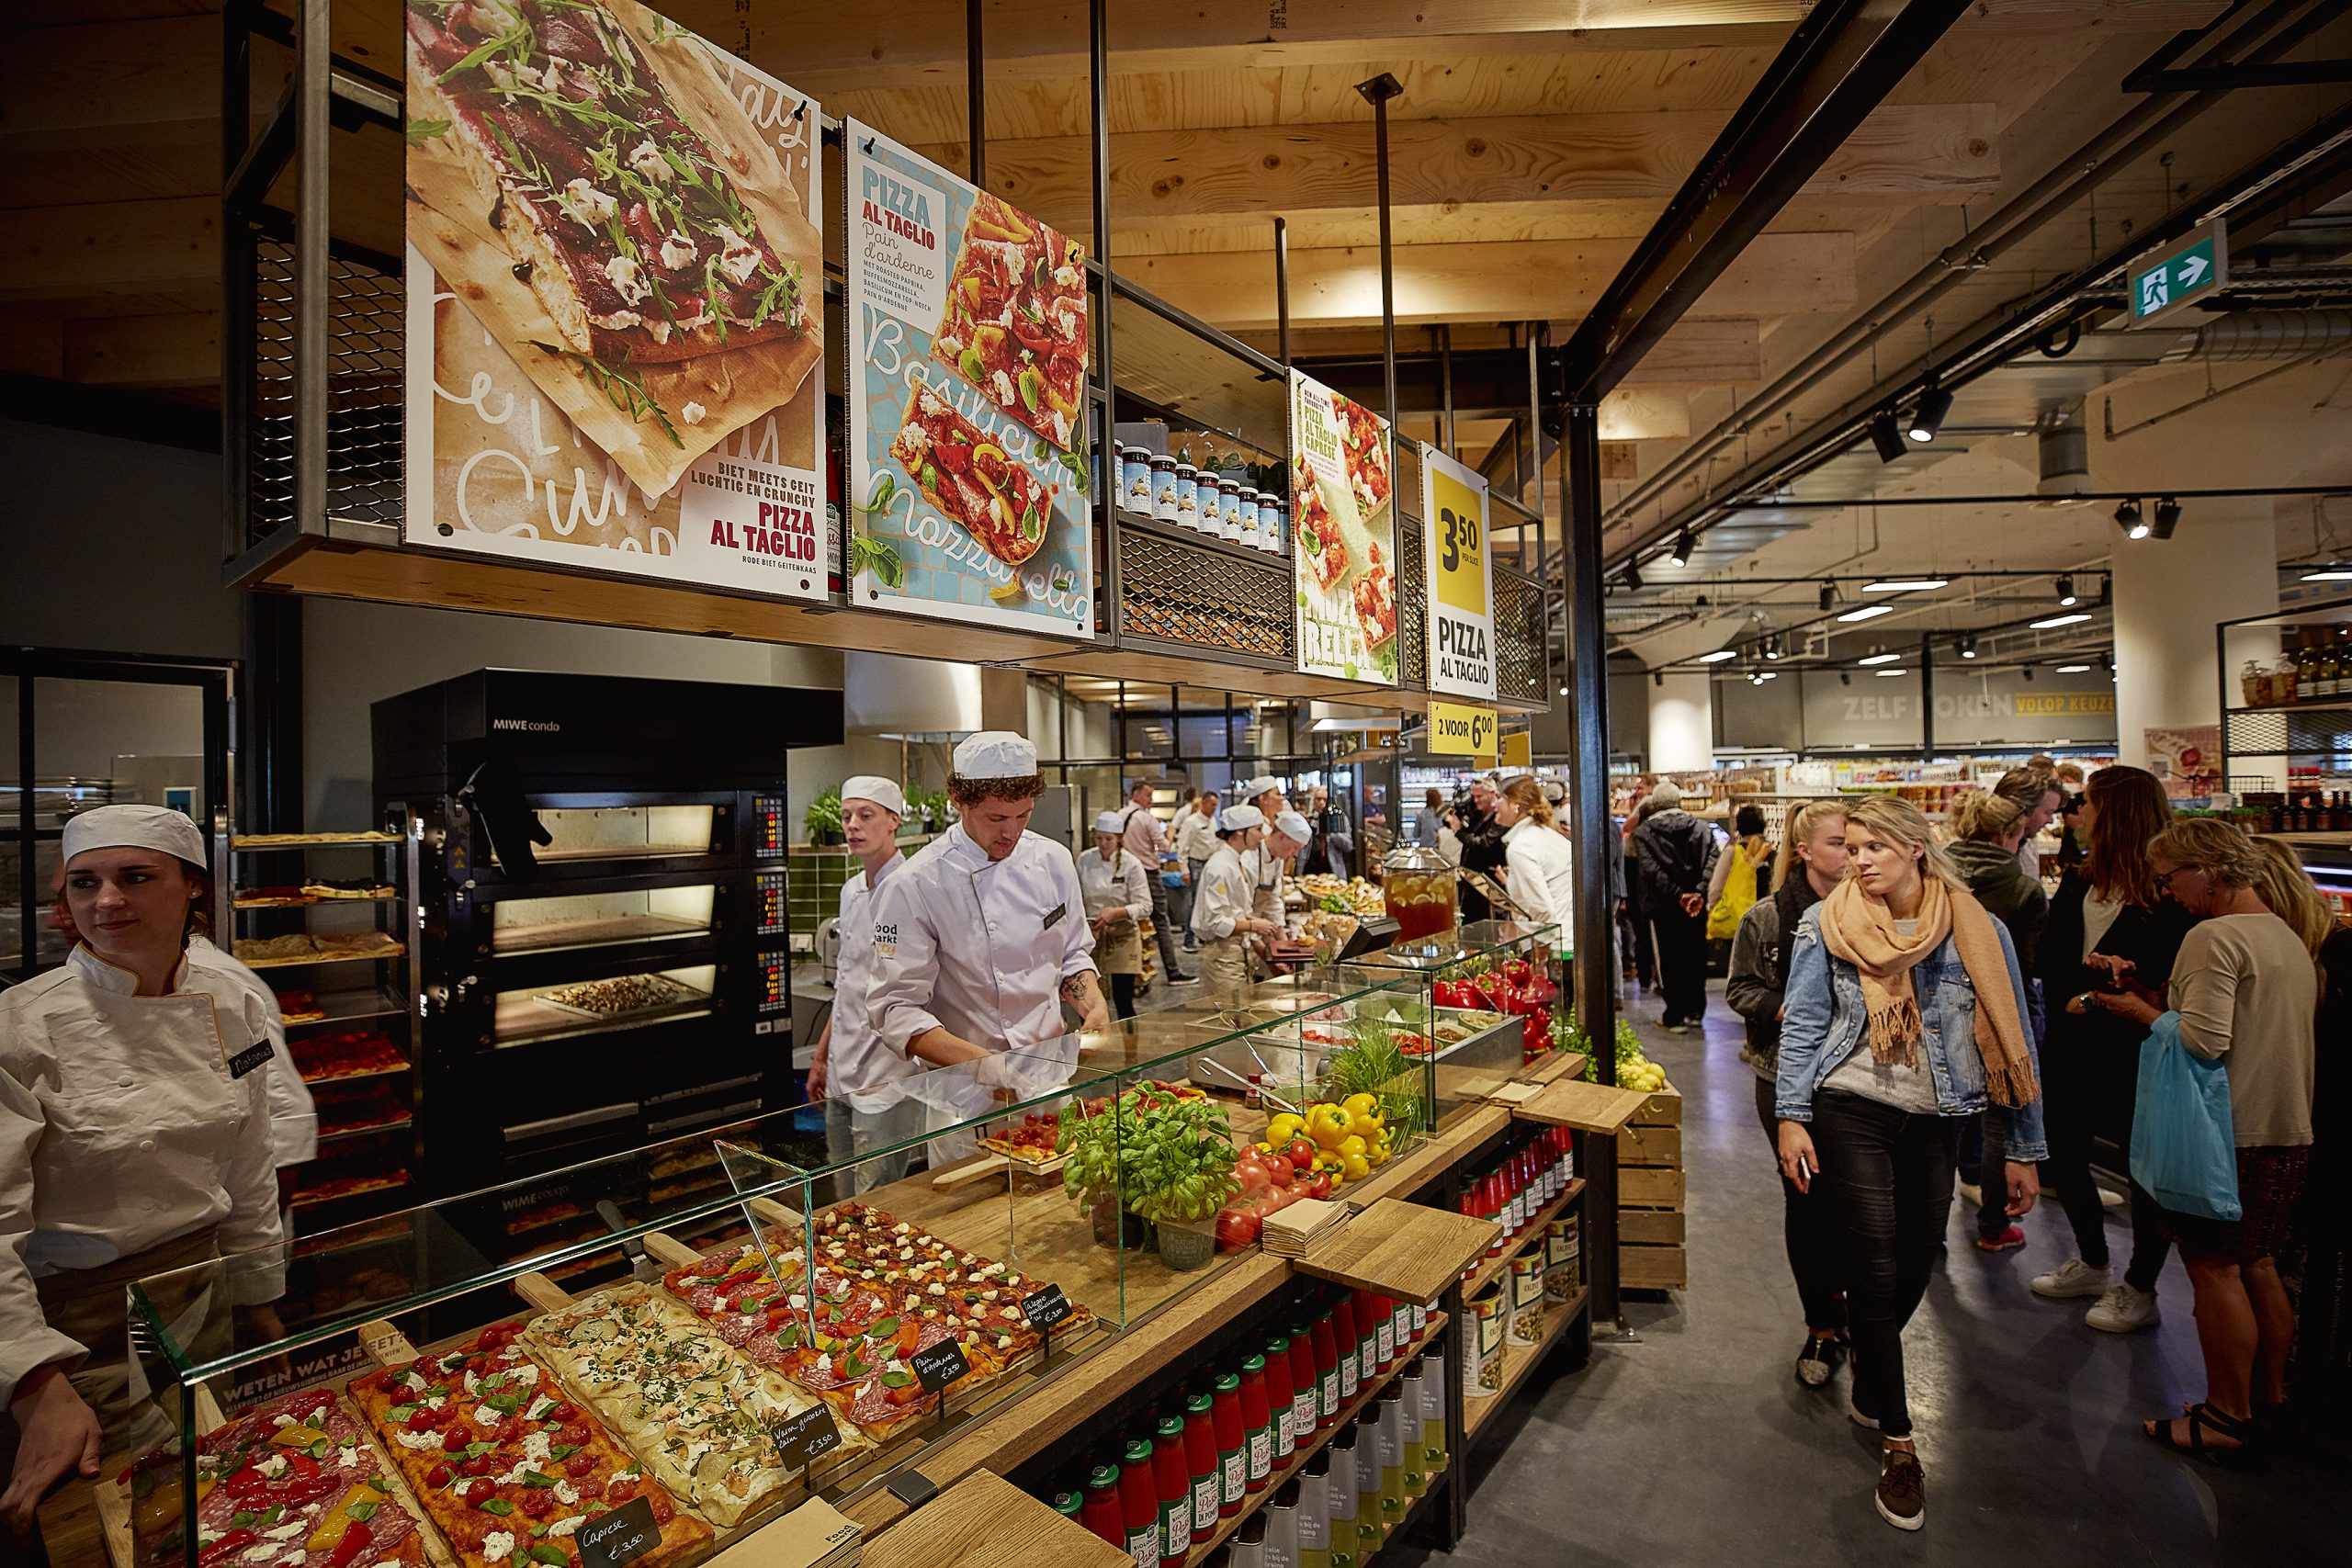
[1429,699,1499,761]
[2127,218,2227,328]
[842,121,1096,637]
[400,0,829,601]
[1419,443,1497,701]
[1289,369,1400,685]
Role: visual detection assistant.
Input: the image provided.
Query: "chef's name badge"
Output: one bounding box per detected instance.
[228,1041,275,1080]
[1042,903,1068,931]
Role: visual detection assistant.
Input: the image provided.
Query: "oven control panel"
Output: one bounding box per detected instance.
[753,795,786,859]
[756,948,790,1014]
[755,869,788,936]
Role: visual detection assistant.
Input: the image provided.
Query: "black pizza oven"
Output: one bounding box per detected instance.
[374,670,841,1200]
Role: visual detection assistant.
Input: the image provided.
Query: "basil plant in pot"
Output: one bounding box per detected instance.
[1059,1088,1240,1269]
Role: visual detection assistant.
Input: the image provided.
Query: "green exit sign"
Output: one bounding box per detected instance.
[2127,219,2227,327]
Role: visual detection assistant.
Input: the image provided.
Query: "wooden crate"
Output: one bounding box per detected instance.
[1616,1076,1684,1292]
[1621,1243,1689,1291]
[1631,1082,1682,1126]
[1618,1208,1685,1246]
[1618,1122,1680,1168]
[1616,1165,1684,1208]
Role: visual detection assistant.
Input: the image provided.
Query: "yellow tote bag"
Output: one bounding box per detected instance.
[1706,840,1766,940]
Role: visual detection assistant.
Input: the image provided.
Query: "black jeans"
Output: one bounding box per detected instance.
[2043,1032,2171,1292]
[1147,874,1184,976]
[1755,1076,1847,1334]
[1811,1089,1956,1440]
[1623,900,1656,985]
[1110,972,1137,1019]
[1652,905,1708,1024]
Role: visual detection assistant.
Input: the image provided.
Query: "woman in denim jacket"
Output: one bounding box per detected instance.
[1774,795,2046,1534]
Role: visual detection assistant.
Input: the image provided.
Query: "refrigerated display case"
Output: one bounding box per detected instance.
[371,670,842,1198]
[1341,920,1564,1130]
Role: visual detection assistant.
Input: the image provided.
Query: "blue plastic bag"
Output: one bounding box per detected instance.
[2130,1011,2241,1222]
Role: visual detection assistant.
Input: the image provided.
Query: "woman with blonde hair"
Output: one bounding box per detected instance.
[1775,795,2044,1531]
[1496,775,1574,942]
[2247,838,2334,964]
[2077,818,2314,1458]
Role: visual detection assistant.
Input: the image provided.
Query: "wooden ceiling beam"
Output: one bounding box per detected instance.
[0,197,219,299]
[63,311,220,388]
[916,103,1996,234]
[1125,231,1853,332]
[0,15,280,152]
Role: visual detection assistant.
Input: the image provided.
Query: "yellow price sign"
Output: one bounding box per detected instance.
[1500,730,1532,770]
[1430,699,1499,760]
[1420,444,1496,700]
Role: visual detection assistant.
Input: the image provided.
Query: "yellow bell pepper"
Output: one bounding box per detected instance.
[268,1424,327,1448]
[306,1485,379,1552]
[1306,1105,1353,1148]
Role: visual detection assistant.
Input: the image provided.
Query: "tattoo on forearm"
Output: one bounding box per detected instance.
[1060,974,1093,1003]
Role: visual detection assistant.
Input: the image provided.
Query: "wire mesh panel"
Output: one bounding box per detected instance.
[1397,516,1427,689]
[1493,567,1546,705]
[249,231,298,545]
[245,231,406,547]
[1115,524,1293,662]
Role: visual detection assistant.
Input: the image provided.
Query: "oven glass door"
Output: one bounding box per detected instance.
[490,884,718,954]
[491,962,719,1044]
[530,804,719,863]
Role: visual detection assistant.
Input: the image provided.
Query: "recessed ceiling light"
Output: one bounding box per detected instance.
[1863,579,1949,592]
[1837,604,1894,623]
[2301,567,2352,581]
[1874,668,1907,677]
[1756,671,1777,681]
[1857,652,1903,666]
[2055,663,2092,673]
[1698,649,1738,662]
[2031,612,2093,629]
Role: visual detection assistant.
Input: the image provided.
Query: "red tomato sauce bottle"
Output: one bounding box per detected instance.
[1154,1414,1193,1567]
[1263,1335,1296,1457]
[1080,1461,1125,1546]
[1183,1390,1221,1540]
[1120,1437,1164,1568]
[1212,1371,1247,1516]
[1239,1353,1275,1493]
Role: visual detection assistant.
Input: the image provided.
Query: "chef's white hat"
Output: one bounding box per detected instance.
[1242,775,1282,801]
[842,775,906,816]
[1218,805,1267,832]
[1093,811,1126,836]
[952,731,1038,780]
[1274,810,1313,842]
[62,804,209,869]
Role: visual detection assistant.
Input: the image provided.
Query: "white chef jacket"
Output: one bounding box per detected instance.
[187,936,316,1167]
[1078,846,1150,926]
[1190,844,1253,942]
[1241,844,1287,922]
[867,824,1098,1064]
[0,945,287,1408]
[831,852,920,1113]
[1503,818,1576,945]
[1172,807,1220,864]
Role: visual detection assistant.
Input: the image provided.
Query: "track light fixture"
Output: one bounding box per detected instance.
[1667,528,1695,569]
[1763,635,1783,661]
[2055,574,2077,606]
[2115,498,2147,538]
[1959,633,1978,660]
[1820,581,1838,613]
[2152,497,2182,539]
[1620,561,1645,592]
[1869,412,1905,464]
[1906,383,1953,444]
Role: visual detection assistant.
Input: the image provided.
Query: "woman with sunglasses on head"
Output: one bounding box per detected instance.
[1774,795,2044,1532]
[2028,764,2195,1333]
[1,807,287,1537]
[2077,819,2315,1459]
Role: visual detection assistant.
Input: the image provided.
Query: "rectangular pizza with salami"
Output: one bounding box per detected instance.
[931,192,1088,453]
[888,381,1057,568]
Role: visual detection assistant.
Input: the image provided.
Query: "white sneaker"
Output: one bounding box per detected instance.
[2098,1186,2127,1209]
[2030,1258,2113,1301]
[2085,1283,2160,1334]
[1954,1179,1983,1206]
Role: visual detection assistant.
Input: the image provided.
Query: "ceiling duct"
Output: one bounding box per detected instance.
[2176,309,2352,363]
[2035,418,2092,503]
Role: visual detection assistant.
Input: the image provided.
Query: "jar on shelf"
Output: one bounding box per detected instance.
[1174,461,1202,532]
[1379,841,1458,942]
[1123,446,1154,513]
[1153,452,1181,522]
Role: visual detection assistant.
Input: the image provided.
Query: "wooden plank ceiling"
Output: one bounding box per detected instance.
[0,0,2214,432]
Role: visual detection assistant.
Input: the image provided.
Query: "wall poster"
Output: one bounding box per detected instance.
[1419,443,1496,700]
[402,0,829,598]
[1289,370,1399,684]
[2146,726,2222,803]
[842,122,1095,637]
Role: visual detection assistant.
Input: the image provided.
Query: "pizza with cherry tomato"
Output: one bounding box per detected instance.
[1293,457,1349,592]
[888,381,1057,567]
[1351,539,1397,651]
[139,1384,427,1568]
[349,1323,709,1568]
[933,191,1088,452]
[1336,393,1393,520]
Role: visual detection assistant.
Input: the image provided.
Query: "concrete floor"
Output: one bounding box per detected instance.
[1396,982,2351,1566]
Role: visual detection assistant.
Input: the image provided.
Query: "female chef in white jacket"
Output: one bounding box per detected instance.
[1,807,286,1533]
[1190,806,1282,1009]
[1079,811,1151,1019]
[1497,776,1576,948]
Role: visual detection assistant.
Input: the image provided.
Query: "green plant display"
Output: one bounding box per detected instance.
[1326,1019,1423,1142]
[803,787,842,840]
[1057,1087,1239,1224]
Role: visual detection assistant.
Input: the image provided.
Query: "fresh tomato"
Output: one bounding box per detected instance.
[559,1424,590,1448]
[1236,1157,1272,1194]
[546,1402,577,1424]
[564,1453,597,1480]
[441,1427,469,1454]
[460,1455,493,1477]
[424,1465,452,1490]
[649,1495,675,1526]
[1304,1173,1333,1201]
[522,1491,554,1518]
[1284,1137,1318,1171]
[403,1408,435,1431]
[1216,1209,1261,1250]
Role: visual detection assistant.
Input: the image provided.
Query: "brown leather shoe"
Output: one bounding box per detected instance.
[1875,1448,1925,1531]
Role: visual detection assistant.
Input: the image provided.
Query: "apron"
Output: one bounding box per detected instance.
[1199,933,1253,1011]
[1095,916,1144,976]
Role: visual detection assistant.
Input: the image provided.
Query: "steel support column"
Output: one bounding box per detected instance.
[967,0,986,184]
[1355,73,1404,435]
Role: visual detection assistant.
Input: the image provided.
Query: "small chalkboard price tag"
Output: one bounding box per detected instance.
[909,1339,969,1395]
[767,1404,842,1472]
[1019,1285,1070,1333]
[227,1041,275,1080]
[575,1495,662,1568]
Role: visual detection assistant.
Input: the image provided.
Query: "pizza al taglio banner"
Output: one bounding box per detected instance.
[401,0,829,600]
[1289,370,1399,684]
[843,122,1096,637]
[1419,443,1497,701]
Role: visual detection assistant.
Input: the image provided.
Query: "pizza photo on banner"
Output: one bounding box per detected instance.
[1419,443,1497,701]
[1289,370,1399,684]
[401,0,828,600]
[843,121,1095,637]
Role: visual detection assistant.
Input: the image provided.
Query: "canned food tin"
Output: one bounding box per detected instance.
[1152,452,1180,522]
[1173,463,1201,529]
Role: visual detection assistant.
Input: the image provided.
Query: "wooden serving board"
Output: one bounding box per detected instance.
[1511,1077,1650,1136]
[860,1471,1132,1568]
[1291,1198,1498,1307]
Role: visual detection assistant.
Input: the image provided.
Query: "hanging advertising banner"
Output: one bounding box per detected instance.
[1429,700,1498,761]
[401,0,828,599]
[1419,443,1496,700]
[1289,369,1399,685]
[842,122,1095,637]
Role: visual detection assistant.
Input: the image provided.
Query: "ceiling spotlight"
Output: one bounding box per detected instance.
[1959,633,1978,660]
[2115,498,2147,538]
[1667,528,1695,569]
[2301,565,2352,581]
[2151,497,2182,539]
[1906,382,1953,444]
[1620,561,1645,592]
[1698,649,1738,662]
[1869,412,1905,464]
[2055,663,2092,673]
[1558,682,1570,696]
[1863,579,1949,593]
[1840,671,1852,686]
[1763,635,1784,661]
[2023,668,2036,682]
[1857,651,1902,667]
[2031,612,2092,629]
[2055,574,2077,606]
[1837,604,1894,624]
[1819,581,1838,612]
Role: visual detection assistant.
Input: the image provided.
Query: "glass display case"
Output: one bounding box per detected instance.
[1340,920,1563,1129]
[114,980,1407,1568]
